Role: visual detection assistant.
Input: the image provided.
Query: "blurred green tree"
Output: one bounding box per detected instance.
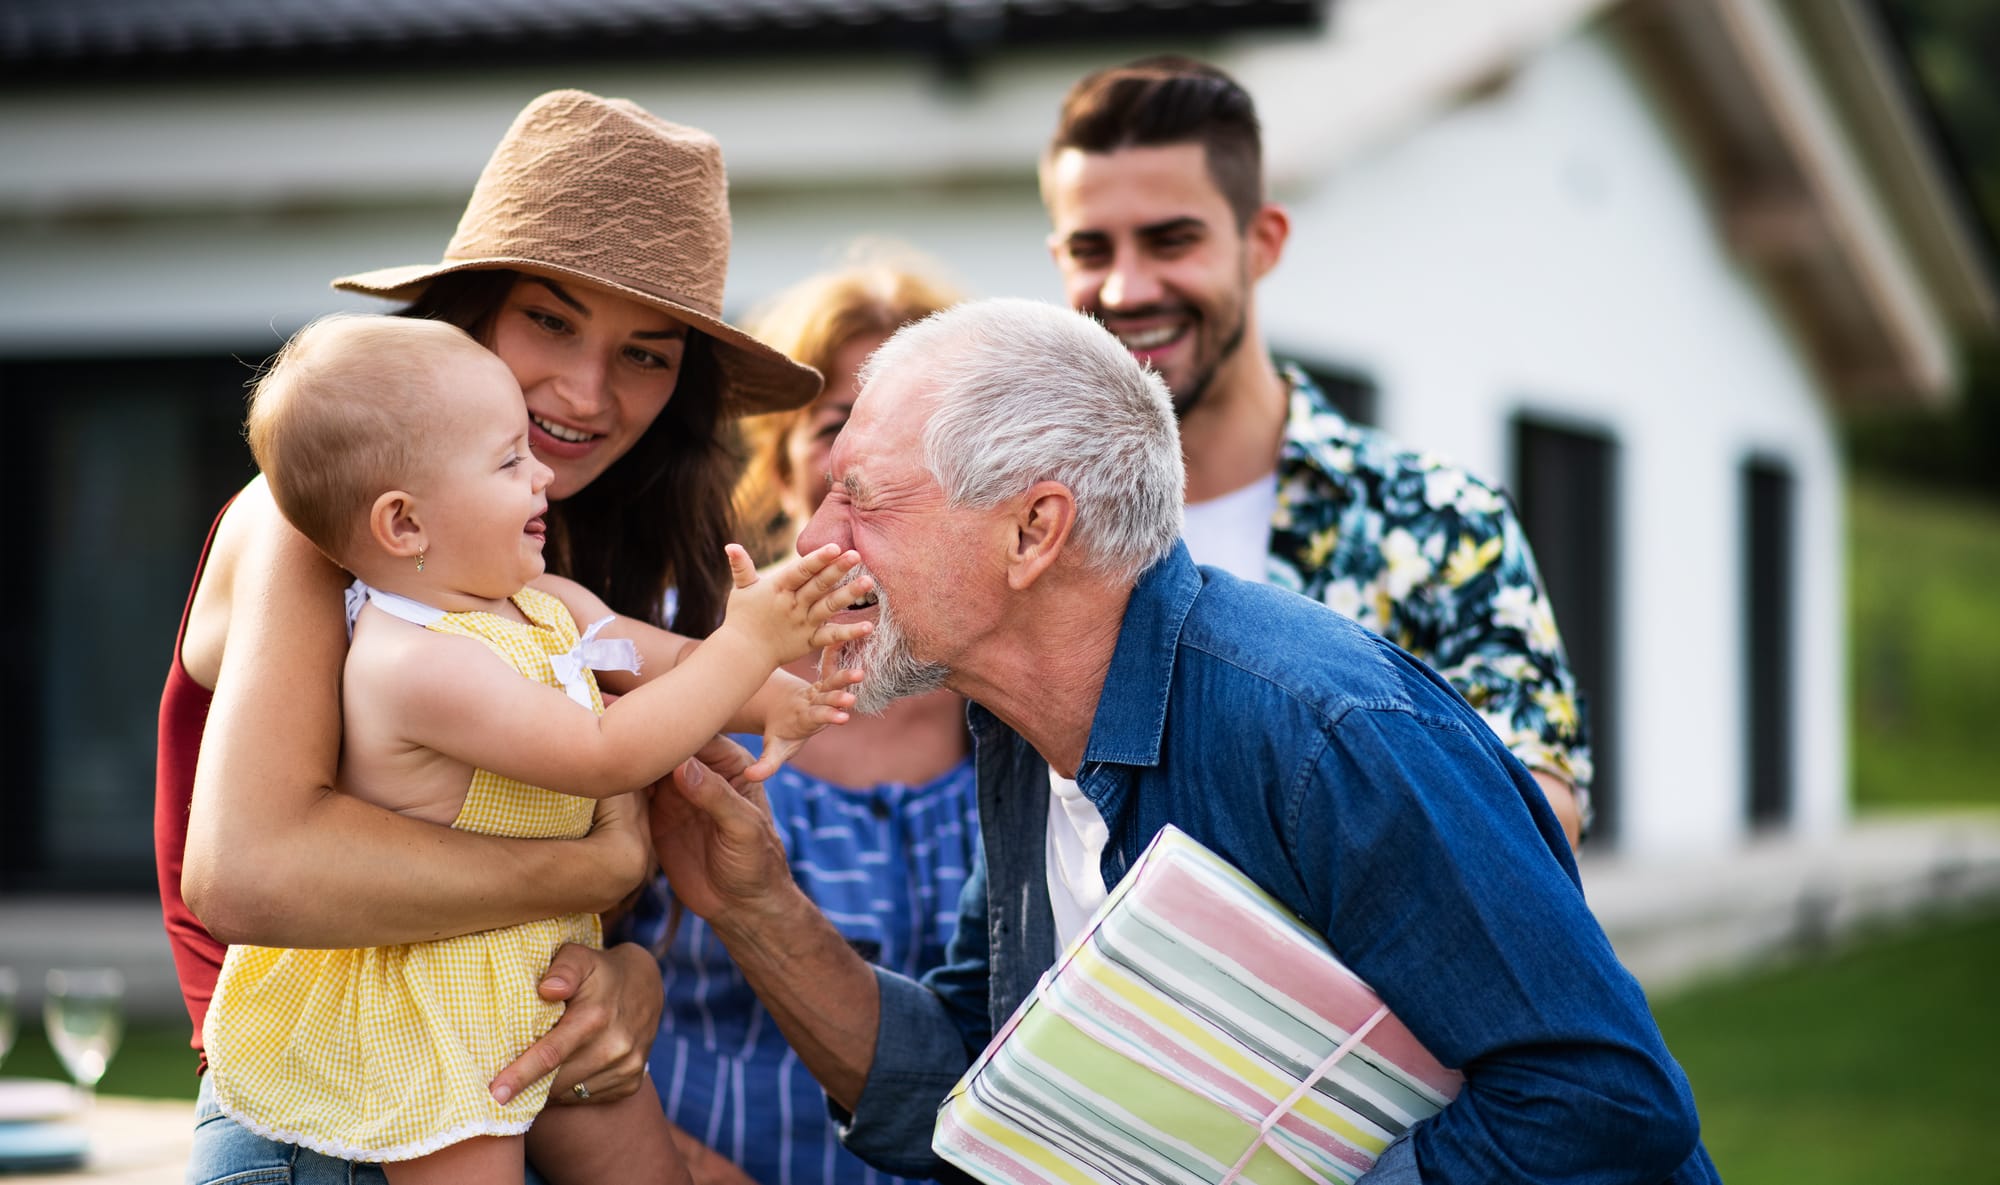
[1852,0,2000,501]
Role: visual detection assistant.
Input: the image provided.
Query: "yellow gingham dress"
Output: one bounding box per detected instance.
[203,586,607,1162]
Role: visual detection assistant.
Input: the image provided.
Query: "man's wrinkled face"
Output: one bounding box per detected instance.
[795,375,984,713]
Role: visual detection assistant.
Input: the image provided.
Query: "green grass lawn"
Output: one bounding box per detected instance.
[1847,478,2000,809]
[1653,907,1999,1183]
[5,1018,199,1100]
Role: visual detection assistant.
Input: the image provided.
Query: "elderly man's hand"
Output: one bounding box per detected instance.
[648,734,797,932]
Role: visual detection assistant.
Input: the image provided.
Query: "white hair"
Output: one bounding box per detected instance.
[860,298,1185,584]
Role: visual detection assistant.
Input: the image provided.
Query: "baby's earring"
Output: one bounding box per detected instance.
[416,551,426,574]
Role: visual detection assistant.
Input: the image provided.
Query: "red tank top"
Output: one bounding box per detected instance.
[154,501,230,1065]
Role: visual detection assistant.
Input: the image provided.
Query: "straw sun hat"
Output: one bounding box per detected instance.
[335,89,819,416]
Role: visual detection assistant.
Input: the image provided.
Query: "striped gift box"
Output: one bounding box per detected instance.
[934,826,1461,1185]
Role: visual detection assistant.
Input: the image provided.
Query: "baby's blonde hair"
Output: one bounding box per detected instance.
[245,313,487,561]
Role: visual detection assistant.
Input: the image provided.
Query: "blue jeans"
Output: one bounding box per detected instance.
[187,1077,551,1185]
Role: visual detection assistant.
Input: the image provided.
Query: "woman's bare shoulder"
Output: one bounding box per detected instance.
[182,478,270,687]
[183,477,345,688]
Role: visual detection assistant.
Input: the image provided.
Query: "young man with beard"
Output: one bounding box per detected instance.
[648,298,1719,1185]
[1041,57,1590,847]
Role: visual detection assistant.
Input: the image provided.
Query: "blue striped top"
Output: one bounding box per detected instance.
[615,744,979,1185]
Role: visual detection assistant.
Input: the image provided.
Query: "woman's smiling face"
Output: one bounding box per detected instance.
[486,275,690,501]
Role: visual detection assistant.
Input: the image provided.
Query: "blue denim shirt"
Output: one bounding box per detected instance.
[840,542,1718,1184]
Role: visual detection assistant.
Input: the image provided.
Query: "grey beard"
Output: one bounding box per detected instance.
[837,584,948,715]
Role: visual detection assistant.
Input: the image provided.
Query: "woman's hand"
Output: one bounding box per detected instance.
[490,942,662,1106]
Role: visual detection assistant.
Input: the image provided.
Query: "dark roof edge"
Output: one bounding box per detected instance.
[0,3,1329,87]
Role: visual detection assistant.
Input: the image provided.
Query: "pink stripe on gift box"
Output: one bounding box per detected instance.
[1139,860,1463,1100]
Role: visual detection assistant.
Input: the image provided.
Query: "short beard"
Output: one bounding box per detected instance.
[1171,309,1249,420]
[833,572,949,715]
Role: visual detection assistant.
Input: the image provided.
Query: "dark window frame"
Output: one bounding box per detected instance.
[1,353,259,894]
[1510,411,1621,846]
[1742,453,1796,830]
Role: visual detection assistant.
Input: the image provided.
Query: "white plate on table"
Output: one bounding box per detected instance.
[0,1080,87,1172]
[0,1079,79,1124]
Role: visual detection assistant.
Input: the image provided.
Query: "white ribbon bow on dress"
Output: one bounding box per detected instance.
[342,580,377,636]
[549,616,641,710]
[345,580,640,709]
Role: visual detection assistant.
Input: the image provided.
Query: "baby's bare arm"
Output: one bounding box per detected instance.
[392,547,871,799]
[372,614,768,799]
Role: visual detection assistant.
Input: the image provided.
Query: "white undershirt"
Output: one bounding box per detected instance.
[1182,472,1280,582]
[1042,476,1276,953]
[1045,768,1110,954]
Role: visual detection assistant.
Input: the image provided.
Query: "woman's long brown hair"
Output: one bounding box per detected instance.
[401,269,738,635]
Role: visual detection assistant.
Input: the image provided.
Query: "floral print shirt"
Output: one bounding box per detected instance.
[1267,365,1593,815]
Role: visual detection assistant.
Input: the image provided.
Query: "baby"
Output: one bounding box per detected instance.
[201,313,870,1185]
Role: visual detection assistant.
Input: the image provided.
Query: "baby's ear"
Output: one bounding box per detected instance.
[370,490,425,559]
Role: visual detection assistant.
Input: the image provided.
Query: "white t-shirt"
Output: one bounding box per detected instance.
[1045,768,1110,954]
[1182,472,1279,582]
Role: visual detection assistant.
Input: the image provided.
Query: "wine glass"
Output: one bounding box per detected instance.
[43,969,123,1095]
[0,967,16,1069]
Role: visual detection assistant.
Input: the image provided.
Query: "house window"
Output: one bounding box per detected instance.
[1742,455,1795,830]
[1511,416,1621,845]
[1,356,256,892]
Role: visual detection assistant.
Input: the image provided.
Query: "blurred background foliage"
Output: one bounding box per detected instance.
[1806,4,2000,1163]
[1854,0,1999,501]
[1847,0,2000,813]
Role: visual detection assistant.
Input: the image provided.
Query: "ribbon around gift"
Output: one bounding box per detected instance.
[549,616,641,709]
[1218,1003,1393,1185]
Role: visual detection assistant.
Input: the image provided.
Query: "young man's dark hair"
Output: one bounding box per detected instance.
[1046,55,1265,228]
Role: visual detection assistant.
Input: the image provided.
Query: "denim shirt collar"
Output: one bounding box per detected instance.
[964,539,1200,768]
[1081,539,1200,771]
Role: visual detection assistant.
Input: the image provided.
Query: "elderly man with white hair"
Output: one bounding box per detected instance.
[650,299,1719,1185]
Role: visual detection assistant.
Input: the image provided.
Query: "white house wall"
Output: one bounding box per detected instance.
[1257,27,1846,856]
[0,59,1079,353]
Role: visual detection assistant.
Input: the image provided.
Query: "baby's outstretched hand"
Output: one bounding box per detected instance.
[722,543,873,668]
[748,658,866,781]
